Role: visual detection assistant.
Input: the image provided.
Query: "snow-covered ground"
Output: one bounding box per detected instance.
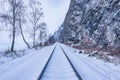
[0,44,55,80]
[0,43,119,80]
[61,43,120,80]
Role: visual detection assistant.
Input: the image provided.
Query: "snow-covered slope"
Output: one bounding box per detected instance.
[0,45,55,80]
[61,43,120,80]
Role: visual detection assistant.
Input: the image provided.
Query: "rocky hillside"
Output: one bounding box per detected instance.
[58,0,120,54]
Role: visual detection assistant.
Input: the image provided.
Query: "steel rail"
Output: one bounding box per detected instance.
[37,45,57,80]
[60,45,83,80]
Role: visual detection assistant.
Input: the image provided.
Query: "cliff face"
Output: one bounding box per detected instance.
[59,0,120,50]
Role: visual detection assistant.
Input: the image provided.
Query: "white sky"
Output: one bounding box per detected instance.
[40,0,70,34]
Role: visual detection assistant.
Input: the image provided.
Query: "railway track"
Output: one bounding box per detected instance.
[37,45,82,80]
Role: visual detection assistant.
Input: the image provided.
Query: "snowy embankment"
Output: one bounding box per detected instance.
[61,43,120,80]
[0,44,55,80]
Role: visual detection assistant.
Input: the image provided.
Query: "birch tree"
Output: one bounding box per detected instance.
[29,0,44,47]
[17,1,31,49]
[0,0,27,51]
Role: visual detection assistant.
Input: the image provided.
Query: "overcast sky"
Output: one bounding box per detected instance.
[41,0,70,34]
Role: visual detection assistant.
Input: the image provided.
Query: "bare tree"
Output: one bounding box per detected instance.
[0,0,46,50]
[29,0,44,47]
[0,0,27,52]
[17,1,31,49]
[7,0,19,52]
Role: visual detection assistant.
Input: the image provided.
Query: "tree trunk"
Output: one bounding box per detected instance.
[19,17,31,49]
[11,0,16,52]
[33,26,36,47]
[11,26,15,52]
